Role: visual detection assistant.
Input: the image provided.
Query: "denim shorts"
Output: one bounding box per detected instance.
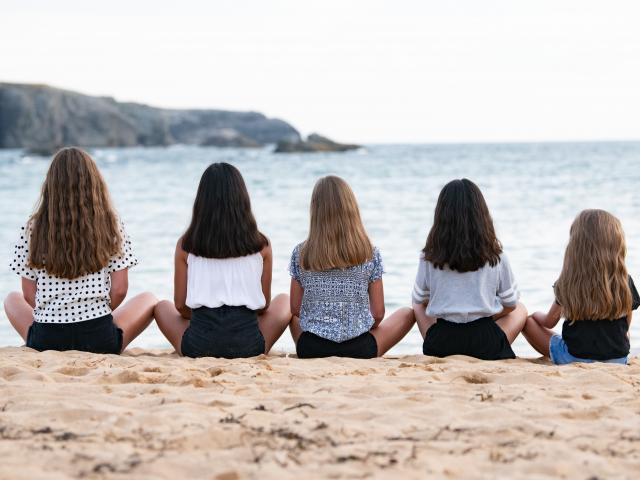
[549,334,628,365]
[181,305,265,359]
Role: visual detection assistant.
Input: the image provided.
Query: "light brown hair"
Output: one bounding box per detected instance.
[28,147,121,278]
[555,209,632,321]
[300,176,373,271]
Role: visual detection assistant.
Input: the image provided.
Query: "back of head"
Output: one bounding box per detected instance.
[182,162,267,258]
[423,178,502,272]
[28,147,121,278]
[300,175,373,271]
[555,209,631,320]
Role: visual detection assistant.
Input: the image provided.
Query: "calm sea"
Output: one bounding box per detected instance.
[1,143,639,357]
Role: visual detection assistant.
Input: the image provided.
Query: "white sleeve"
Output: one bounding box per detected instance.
[9,223,38,280]
[412,257,430,304]
[497,254,519,307]
[107,220,139,273]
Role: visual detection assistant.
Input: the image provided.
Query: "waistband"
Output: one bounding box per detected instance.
[436,316,494,326]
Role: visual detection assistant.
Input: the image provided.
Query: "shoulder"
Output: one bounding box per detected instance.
[292,242,304,257]
[260,239,272,259]
[15,219,34,247]
[22,218,35,236]
[175,236,188,260]
[497,252,512,267]
[370,246,383,264]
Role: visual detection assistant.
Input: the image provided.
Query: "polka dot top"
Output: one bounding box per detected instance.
[9,219,138,323]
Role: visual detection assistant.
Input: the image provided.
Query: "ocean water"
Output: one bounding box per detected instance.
[1,142,640,357]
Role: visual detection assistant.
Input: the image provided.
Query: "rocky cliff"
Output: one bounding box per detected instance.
[0,83,300,152]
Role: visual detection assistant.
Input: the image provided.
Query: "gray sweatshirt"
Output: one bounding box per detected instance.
[412,253,519,323]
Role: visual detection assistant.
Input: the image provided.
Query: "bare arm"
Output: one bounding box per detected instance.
[531,302,562,328]
[493,305,516,320]
[21,278,37,308]
[257,242,273,314]
[290,279,303,317]
[174,239,191,319]
[368,279,385,326]
[109,269,128,310]
[413,301,430,326]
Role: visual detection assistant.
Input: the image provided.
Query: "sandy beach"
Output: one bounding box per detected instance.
[0,348,639,479]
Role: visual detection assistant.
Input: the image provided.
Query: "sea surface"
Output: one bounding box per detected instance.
[1,143,640,357]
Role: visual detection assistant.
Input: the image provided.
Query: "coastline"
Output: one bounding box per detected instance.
[1,347,639,479]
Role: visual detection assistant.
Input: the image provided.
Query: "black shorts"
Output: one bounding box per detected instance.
[26,314,123,354]
[422,317,515,360]
[181,305,265,359]
[296,331,378,359]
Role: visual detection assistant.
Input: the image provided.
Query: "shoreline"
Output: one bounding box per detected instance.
[1,347,639,478]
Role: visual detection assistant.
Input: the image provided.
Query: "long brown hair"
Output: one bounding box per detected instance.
[182,162,267,258]
[555,209,632,321]
[28,147,121,278]
[423,179,502,272]
[300,176,373,271]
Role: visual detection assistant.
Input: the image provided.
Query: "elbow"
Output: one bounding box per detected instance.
[502,304,516,314]
[176,304,191,319]
[372,308,385,324]
[111,285,128,302]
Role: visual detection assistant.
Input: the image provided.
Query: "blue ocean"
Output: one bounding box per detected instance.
[1,142,639,356]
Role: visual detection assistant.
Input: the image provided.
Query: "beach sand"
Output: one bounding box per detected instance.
[0,347,638,479]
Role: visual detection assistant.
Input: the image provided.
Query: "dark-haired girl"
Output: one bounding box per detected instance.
[412,179,527,360]
[4,147,157,353]
[154,162,292,358]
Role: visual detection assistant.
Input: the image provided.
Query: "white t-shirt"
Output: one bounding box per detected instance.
[9,220,138,323]
[186,252,266,311]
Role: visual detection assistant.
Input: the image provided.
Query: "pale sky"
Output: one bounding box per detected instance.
[1,0,640,143]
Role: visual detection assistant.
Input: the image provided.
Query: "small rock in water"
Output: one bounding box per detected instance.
[274,133,361,153]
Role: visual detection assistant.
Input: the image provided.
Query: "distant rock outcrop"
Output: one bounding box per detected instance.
[274,133,361,153]
[0,83,300,154]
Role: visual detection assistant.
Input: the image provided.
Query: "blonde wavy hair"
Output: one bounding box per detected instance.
[28,147,121,278]
[555,209,631,321]
[300,176,373,271]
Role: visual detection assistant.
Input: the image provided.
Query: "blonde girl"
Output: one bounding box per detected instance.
[523,209,638,364]
[4,147,156,353]
[289,175,415,358]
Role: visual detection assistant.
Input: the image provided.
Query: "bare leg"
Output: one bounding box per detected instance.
[258,293,292,353]
[495,302,527,344]
[370,307,416,356]
[521,315,553,357]
[289,315,303,343]
[112,292,158,351]
[153,300,190,355]
[3,291,34,342]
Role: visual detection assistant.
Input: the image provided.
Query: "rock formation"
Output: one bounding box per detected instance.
[0,83,300,154]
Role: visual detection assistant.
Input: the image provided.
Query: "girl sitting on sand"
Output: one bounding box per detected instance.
[154,163,292,358]
[412,178,527,360]
[4,147,156,353]
[522,209,639,365]
[289,175,415,358]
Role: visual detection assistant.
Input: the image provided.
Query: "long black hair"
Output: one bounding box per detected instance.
[423,178,502,272]
[182,163,267,258]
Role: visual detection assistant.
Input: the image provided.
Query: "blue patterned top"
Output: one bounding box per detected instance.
[289,243,384,342]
